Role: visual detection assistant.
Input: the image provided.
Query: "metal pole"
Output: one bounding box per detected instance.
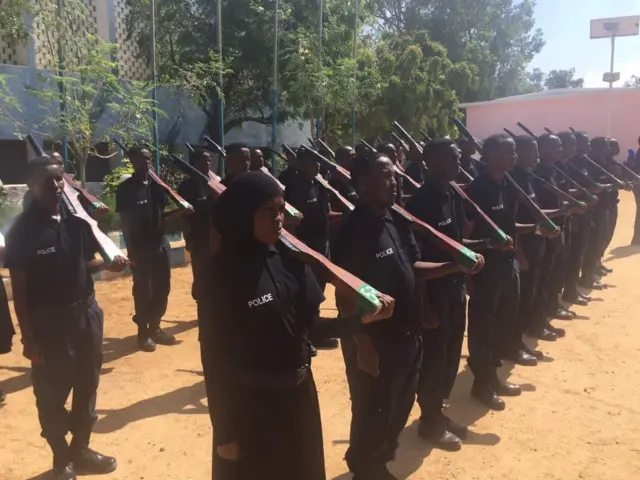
[151,0,160,172]
[350,0,358,147]
[270,0,279,174]
[316,0,323,140]
[57,0,69,170]
[217,0,225,176]
[607,35,615,136]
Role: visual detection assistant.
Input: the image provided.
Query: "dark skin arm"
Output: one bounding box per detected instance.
[9,269,43,363]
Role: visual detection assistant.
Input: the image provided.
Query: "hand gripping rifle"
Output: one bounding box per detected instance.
[453,118,560,234]
[169,152,385,318]
[392,121,511,247]
[299,145,480,270]
[26,134,125,263]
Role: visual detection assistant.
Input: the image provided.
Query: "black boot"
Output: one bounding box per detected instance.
[502,347,538,366]
[521,343,543,360]
[445,415,469,440]
[0,383,6,404]
[471,380,505,411]
[137,326,156,352]
[490,375,522,397]
[150,322,178,346]
[71,430,117,475]
[48,437,75,480]
[417,411,462,451]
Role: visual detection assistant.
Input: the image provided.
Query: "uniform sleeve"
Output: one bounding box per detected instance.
[115,184,126,213]
[3,223,25,270]
[406,229,421,264]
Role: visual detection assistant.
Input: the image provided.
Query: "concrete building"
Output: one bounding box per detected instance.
[0,0,309,183]
[461,88,640,155]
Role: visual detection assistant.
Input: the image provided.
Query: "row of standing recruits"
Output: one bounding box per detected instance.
[1,128,624,480]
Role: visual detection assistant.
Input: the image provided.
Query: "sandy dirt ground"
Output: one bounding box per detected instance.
[2,192,640,480]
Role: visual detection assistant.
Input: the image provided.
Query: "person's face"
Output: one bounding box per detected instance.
[226,148,250,176]
[459,140,476,157]
[132,149,152,174]
[609,140,620,156]
[337,148,356,171]
[592,141,611,158]
[32,164,64,207]
[517,141,538,169]
[250,149,265,171]
[540,137,562,164]
[491,139,517,172]
[285,151,297,168]
[194,152,212,175]
[576,135,590,155]
[50,152,64,168]
[253,195,285,245]
[561,135,577,160]
[428,144,461,183]
[360,156,397,208]
[299,156,320,180]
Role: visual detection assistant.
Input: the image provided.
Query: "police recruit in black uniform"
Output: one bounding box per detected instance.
[330,150,483,479]
[199,172,394,480]
[6,156,128,480]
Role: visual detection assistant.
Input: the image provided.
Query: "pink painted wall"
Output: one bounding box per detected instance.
[465,89,640,154]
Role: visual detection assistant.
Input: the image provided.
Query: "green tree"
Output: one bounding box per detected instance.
[544,68,584,89]
[624,75,640,88]
[371,0,545,101]
[3,0,162,185]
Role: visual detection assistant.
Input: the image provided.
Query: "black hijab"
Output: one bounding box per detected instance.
[212,171,283,253]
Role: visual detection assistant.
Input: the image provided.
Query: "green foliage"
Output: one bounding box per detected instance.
[624,75,640,88]
[0,75,21,126]
[102,159,134,196]
[544,68,584,89]
[96,193,120,234]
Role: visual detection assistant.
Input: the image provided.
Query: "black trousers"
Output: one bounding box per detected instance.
[131,244,171,330]
[602,197,619,256]
[633,188,640,244]
[564,214,590,296]
[209,374,326,480]
[342,332,421,477]
[518,236,543,335]
[467,254,518,380]
[417,280,466,425]
[582,204,609,281]
[531,235,563,326]
[30,299,103,458]
[0,277,14,355]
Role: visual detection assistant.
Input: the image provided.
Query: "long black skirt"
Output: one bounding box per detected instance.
[0,277,14,355]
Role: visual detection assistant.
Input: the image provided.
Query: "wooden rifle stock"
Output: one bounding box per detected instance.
[300,145,480,269]
[316,138,336,159]
[63,173,108,212]
[169,153,382,317]
[390,132,410,152]
[393,122,509,245]
[453,119,559,233]
[112,138,192,210]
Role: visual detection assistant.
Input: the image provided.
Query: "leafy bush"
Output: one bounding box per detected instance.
[102,159,134,196]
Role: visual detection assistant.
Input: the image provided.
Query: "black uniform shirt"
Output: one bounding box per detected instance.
[278,166,298,191]
[465,173,517,246]
[5,202,98,310]
[178,176,213,260]
[331,206,421,339]
[405,178,466,264]
[115,175,168,254]
[405,161,427,184]
[204,244,325,373]
[285,177,330,245]
[510,166,538,225]
[328,176,358,205]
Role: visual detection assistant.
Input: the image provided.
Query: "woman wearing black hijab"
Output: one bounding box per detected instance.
[201,172,392,480]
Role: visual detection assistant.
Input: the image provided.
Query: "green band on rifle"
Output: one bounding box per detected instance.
[494,229,509,245]
[457,246,479,270]
[356,284,383,314]
[92,202,105,210]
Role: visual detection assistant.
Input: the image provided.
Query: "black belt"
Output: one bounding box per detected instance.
[31,294,94,318]
[231,364,311,390]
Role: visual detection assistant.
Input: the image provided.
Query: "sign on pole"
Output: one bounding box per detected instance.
[590,16,640,39]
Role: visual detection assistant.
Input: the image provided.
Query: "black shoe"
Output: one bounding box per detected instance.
[596,268,609,277]
[471,382,506,411]
[151,328,178,346]
[503,349,538,366]
[310,344,318,358]
[547,324,566,338]
[137,329,156,352]
[0,385,6,404]
[445,416,469,440]
[572,296,589,307]
[312,337,339,350]
[52,463,76,480]
[578,292,592,302]
[418,423,462,451]
[527,328,558,342]
[599,264,613,274]
[553,308,575,320]
[522,344,543,359]
[72,448,117,475]
[491,377,522,397]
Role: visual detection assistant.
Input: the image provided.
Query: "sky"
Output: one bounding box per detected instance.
[530,0,640,87]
